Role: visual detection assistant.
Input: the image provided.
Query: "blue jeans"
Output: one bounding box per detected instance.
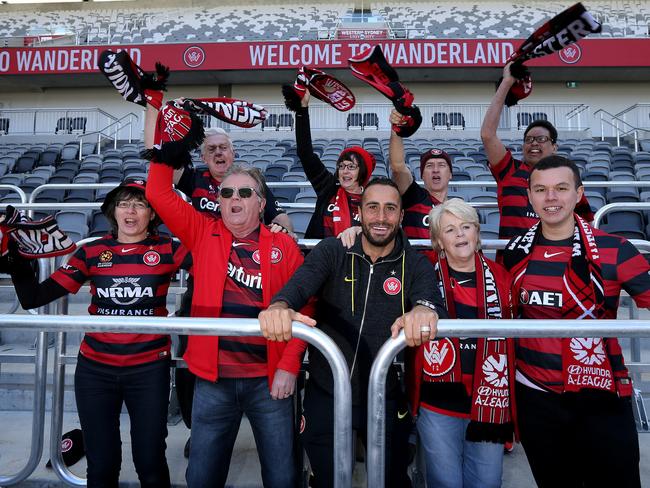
[417,407,503,488]
[186,376,297,488]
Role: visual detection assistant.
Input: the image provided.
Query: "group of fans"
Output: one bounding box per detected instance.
[1,45,649,488]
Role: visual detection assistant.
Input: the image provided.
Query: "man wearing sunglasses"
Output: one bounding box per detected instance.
[146,162,309,488]
[481,62,593,244]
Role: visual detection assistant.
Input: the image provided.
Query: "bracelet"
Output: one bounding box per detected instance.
[415,299,437,313]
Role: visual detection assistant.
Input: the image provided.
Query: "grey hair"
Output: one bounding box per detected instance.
[200,127,234,154]
[428,198,481,252]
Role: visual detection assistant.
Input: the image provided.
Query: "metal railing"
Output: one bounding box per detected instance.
[368,319,650,488]
[593,108,648,150]
[593,202,650,229]
[0,108,117,137]
[78,112,140,156]
[0,264,52,486]
[245,102,587,133]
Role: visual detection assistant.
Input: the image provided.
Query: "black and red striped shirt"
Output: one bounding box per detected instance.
[218,229,268,378]
[401,180,442,239]
[321,192,361,238]
[51,235,190,367]
[421,269,478,417]
[504,231,650,393]
[176,167,285,224]
[490,151,594,240]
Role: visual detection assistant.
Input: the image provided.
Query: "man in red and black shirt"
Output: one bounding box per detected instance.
[481,63,593,242]
[503,156,650,488]
[389,110,451,240]
[147,161,308,488]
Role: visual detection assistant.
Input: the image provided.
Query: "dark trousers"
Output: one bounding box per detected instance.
[516,382,640,488]
[177,280,196,429]
[74,356,171,488]
[301,381,412,488]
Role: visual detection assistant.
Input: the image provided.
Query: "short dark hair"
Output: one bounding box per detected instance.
[337,150,368,186]
[104,187,161,236]
[362,177,402,209]
[523,120,558,144]
[528,155,583,189]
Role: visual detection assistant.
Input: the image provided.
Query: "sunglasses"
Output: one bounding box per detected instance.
[219,187,259,199]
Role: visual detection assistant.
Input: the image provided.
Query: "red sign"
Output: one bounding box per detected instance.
[0,39,648,75]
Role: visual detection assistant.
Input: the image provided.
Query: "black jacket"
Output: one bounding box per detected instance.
[295,107,342,238]
[272,230,447,405]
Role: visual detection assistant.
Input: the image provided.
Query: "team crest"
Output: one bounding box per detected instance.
[143,250,161,266]
[423,338,456,377]
[99,250,113,262]
[519,287,529,305]
[252,249,261,265]
[271,247,283,264]
[61,438,73,452]
[383,277,401,295]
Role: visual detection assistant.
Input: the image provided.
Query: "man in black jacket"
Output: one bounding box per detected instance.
[259,177,446,487]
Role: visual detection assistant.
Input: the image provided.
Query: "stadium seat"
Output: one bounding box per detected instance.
[14,156,36,173]
[363,113,380,130]
[448,112,465,130]
[346,113,363,130]
[38,150,59,167]
[60,145,79,161]
[277,114,294,131]
[262,114,279,131]
[286,209,312,238]
[517,112,532,130]
[432,112,449,130]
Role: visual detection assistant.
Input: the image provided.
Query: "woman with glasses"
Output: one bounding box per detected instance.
[407,198,516,488]
[7,178,190,487]
[292,90,376,238]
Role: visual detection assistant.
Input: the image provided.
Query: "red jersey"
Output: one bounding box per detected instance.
[218,230,267,378]
[52,235,190,367]
[401,180,442,239]
[505,231,650,393]
[490,151,594,240]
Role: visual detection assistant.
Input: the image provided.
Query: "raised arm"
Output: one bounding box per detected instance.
[388,110,414,195]
[295,92,337,195]
[480,62,514,168]
[144,100,185,186]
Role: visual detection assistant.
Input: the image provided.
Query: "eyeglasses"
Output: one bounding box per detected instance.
[219,187,259,199]
[524,135,552,144]
[116,200,149,210]
[337,162,359,171]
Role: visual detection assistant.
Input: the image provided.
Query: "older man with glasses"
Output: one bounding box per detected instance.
[146,161,309,488]
[481,62,593,244]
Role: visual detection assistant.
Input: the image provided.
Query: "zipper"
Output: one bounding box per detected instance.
[347,249,405,381]
[350,264,373,380]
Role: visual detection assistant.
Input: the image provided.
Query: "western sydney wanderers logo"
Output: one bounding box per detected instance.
[61,438,73,452]
[423,338,456,377]
[143,250,161,266]
[251,247,283,265]
[383,277,401,295]
[183,46,205,68]
[559,44,582,64]
[482,354,509,388]
[519,287,529,304]
[570,338,607,365]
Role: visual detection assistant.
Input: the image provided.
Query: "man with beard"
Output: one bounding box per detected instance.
[388,109,451,239]
[259,177,446,488]
[480,62,593,242]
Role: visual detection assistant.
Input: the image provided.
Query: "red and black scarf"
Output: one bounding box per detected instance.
[348,45,422,137]
[0,205,76,258]
[424,253,515,443]
[499,3,601,106]
[508,215,616,394]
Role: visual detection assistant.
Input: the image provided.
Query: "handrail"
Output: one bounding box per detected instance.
[0,265,52,486]
[368,321,650,487]
[593,108,643,150]
[593,202,650,229]
[0,315,353,488]
[78,112,140,155]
